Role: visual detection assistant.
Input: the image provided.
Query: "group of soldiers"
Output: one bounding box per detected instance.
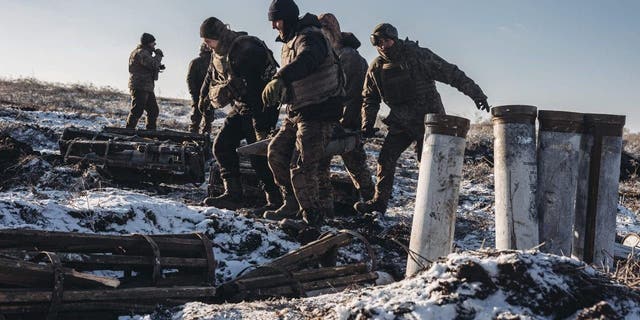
[127,0,490,228]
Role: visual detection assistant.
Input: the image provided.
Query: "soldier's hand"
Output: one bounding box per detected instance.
[154,49,164,57]
[262,78,285,107]
[474,98,490,113]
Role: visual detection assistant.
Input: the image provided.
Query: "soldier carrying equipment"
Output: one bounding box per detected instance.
[355,23,490,215]
[263,0,345,227]
[198,17,281,212]
[317,13,376,218]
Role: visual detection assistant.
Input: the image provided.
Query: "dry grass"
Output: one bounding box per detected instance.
[0,77,189,119]
[613,254,640,289]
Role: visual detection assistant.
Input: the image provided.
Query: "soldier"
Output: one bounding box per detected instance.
[316,13,375,217]
[198,17,282,213]
[186,43,214,134]
[262,0,344,226]
[355,23,489,215]
[126,32,165,130]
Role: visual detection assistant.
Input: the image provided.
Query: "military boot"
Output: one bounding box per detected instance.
[249,187,284,217]
[263,192,299,220]
[354,199,387,215]
[202,177,243,210]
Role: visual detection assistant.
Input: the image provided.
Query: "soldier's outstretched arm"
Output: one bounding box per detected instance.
[420,48,488,111]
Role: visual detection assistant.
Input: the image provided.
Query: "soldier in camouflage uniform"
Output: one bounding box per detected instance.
[316,13,375,217]
[262,0,344,226]
[198,17,282,212]
[355,23,489,215]
[186,43,214,134]
[126,33,165,130]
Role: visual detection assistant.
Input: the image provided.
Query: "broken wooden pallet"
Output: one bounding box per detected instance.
[0,229,218,320]
[217,230,378,301]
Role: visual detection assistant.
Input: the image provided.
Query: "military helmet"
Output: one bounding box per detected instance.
[200,17,227,40]
[370,23,398,46]
[140,33,156,46]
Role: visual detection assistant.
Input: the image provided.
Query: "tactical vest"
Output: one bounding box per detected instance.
[373,44,439,111]
[281,26,344,111]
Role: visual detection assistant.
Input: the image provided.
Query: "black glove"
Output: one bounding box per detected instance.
[474,98,490,113]
[154,49,164,57]
[361,126,380,138]
[159,64,166,71]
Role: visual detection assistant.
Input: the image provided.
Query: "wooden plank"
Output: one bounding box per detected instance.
[242,272,378,298]
[0,229,206,257]
[614,243,640,260]
[0,302,158,314]
[232,264,368,290]
[0,251,209,270]
[0,257,119,289]
[243,233,352,277]
[0,286,216,303]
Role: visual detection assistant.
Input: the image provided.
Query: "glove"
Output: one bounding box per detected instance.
[154,49,164,57]
[159,64,166,71]
[361,126,380,138]
[261,78,285,107]
[474,98,490,113]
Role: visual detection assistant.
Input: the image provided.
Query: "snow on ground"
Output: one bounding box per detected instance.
[131,250,640,320]
[2,80,640,319]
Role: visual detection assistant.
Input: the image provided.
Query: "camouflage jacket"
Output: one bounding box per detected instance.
[187,50,211,104]
[337,32,367,130]
[362,39,486,138]
[128,45,163,92]
[199,34,279,132]
[275,13,343,122]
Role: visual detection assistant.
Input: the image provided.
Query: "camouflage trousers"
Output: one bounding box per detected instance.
[189,101,215,134]
[126,89,159,130]
[267,117,334,211]
[213,113,278,193]
[373,126,423,208]
[318,132,375,212]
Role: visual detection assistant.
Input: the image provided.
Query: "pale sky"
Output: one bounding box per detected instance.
[1,0,639,129]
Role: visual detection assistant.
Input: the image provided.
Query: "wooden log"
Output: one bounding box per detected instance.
[231,263,368,290]
[242,232,352,277]
[0,229,206,257]
[0,257,119,289]
[0,251,209,270]
[0,286,216,304]
[614,243,640,260]
[0,301,158,314]
[243,272,378,298]
[119,273,212,288]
